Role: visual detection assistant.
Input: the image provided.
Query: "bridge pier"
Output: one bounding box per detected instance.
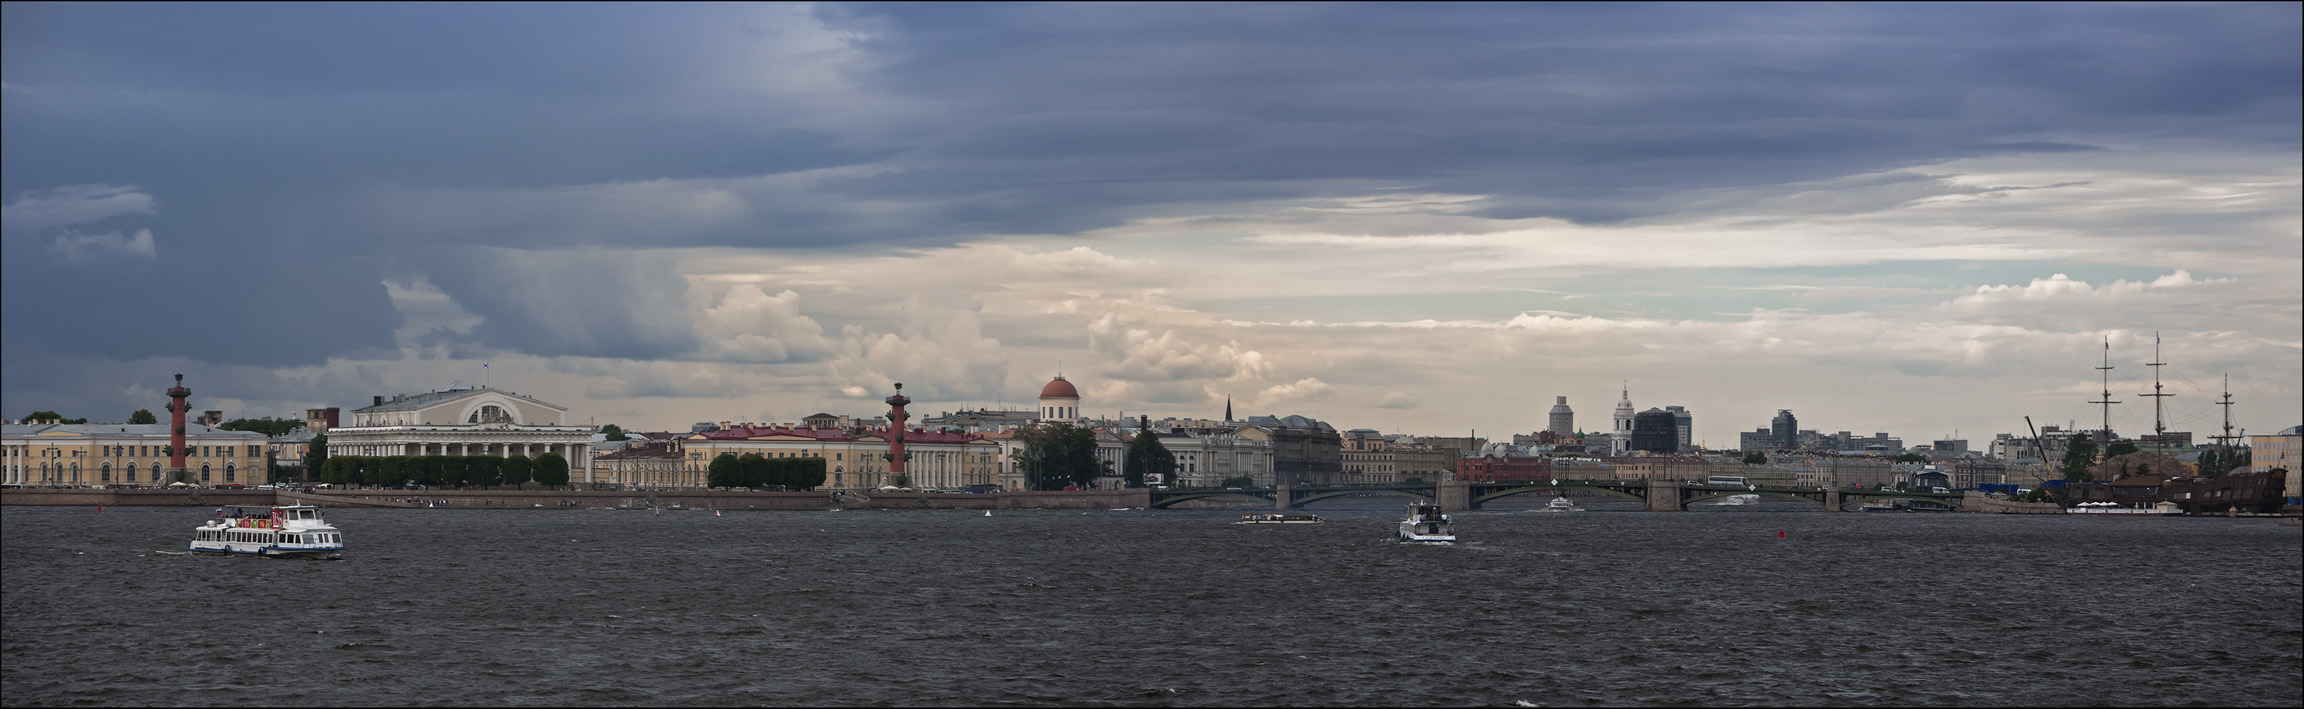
[1274,482,1292,510]
[1824,489,1842,511]
[1646,479,1683,511]
[1437,477,1471,512]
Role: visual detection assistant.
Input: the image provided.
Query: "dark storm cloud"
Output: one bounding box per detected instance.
[3,2,2296,383]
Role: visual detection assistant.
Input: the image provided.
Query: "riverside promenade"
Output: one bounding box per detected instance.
[0,486,1152,511]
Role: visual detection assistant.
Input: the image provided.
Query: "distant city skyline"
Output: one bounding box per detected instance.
[4,4,2298,447]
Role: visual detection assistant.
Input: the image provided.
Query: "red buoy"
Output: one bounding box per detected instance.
[1778,529,1785,539]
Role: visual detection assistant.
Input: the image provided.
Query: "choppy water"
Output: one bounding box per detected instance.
[5,504,2299,706]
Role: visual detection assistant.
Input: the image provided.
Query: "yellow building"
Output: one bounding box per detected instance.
[684,425,1001,490]
[3,422,268,486]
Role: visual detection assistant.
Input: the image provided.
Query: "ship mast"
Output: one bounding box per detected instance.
[2087,336,2120,448]
[2139,332,2170,447]
[2212,373,2238,450]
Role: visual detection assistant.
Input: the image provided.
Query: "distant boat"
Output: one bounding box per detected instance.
[2067,501,2182,516]
[1237,513,1323,524]
[1535,496,1583,512]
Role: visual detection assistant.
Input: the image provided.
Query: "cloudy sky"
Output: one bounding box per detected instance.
[5,3,2298,446]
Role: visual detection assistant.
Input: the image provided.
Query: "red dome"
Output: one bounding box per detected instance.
[1039,376,1080,399]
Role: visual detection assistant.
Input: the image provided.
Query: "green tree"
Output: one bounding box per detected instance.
[1123,431,1177,488]
[1221,475,1255,488]
[1017,422,1102,490]
[2062,436,2099,483]
[303,433,329,479]
[128,409,159,425]
[220,417,302,437]
[1895,453,1928,464]
[464,456,501,488]
[795,457,827,491]
[602,423,628,441]
[1742,451,1768,465]
[21,410,87,424]
[707,453,742,488]
[2104,439,2139,459]
[738,453,769,489]
[502,454,533,488]
[533,452,571,489]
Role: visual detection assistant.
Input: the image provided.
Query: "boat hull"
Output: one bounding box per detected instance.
[188,541,344,559]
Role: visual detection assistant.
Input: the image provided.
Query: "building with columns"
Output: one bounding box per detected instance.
[684,424,1001,491]
[325,386,596,483]
[5,422,266,486]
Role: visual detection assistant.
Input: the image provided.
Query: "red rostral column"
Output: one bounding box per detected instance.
[166,374,191,472]
[885,382,910,481]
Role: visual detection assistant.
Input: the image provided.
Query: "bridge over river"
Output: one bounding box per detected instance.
[1149,478,1972,512]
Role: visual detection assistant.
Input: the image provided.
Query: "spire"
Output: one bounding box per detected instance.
[1224,396,1233,423]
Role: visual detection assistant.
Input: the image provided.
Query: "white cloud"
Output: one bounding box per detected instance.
[1258,377,1333,405]
[1375,392,1417,409]
[695,285,836,363]
[3,184,157,232]
[47,228,157,262]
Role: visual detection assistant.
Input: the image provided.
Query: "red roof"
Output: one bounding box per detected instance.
[690,425,987,444]
[1040,376,1080,399]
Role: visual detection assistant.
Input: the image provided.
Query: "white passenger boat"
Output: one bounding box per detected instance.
[1396,504,1455,543]
[189,505,346,559]
[2066,501,2183,516]
[1535,496,1583,512]
[1237,513,1324,524]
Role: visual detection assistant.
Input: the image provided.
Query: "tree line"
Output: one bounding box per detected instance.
[314,453,571,489]
[705,453,828,490]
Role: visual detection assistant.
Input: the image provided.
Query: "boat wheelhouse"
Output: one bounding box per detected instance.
[189,505,346,559]
[1396,503,1455,543]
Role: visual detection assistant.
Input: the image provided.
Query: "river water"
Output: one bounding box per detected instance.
[4,503,2299,706]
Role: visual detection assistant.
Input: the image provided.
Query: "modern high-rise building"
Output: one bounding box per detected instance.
[1631,408,1679,454]
[1547,396,1575,436]
[1771,409,1798,449]
[1665,405,1692,451]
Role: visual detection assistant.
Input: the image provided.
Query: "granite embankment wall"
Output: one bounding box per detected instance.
[4,487,1150,511]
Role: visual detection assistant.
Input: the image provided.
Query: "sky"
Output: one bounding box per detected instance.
[4,3,2299,447]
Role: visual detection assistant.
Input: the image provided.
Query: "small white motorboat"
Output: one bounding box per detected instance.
[1396,504,1455,543]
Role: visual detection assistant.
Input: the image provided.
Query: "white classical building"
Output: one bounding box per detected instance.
[325,386,597,483]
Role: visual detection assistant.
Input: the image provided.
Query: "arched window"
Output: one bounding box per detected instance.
[128,462,139,482]
[468,405,512,424]
[71,462,80,483]
[200,463,211,482]
[102,463,112,482]
[225,463,236,482]
[40,462,50,482]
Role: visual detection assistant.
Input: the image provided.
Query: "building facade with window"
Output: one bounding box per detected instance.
[3,422,266,486]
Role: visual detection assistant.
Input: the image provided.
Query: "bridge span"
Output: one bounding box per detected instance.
[1148,478,1972,513]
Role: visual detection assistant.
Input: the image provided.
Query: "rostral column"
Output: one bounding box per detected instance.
[166,373,192,479]
[885,383,910,484]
